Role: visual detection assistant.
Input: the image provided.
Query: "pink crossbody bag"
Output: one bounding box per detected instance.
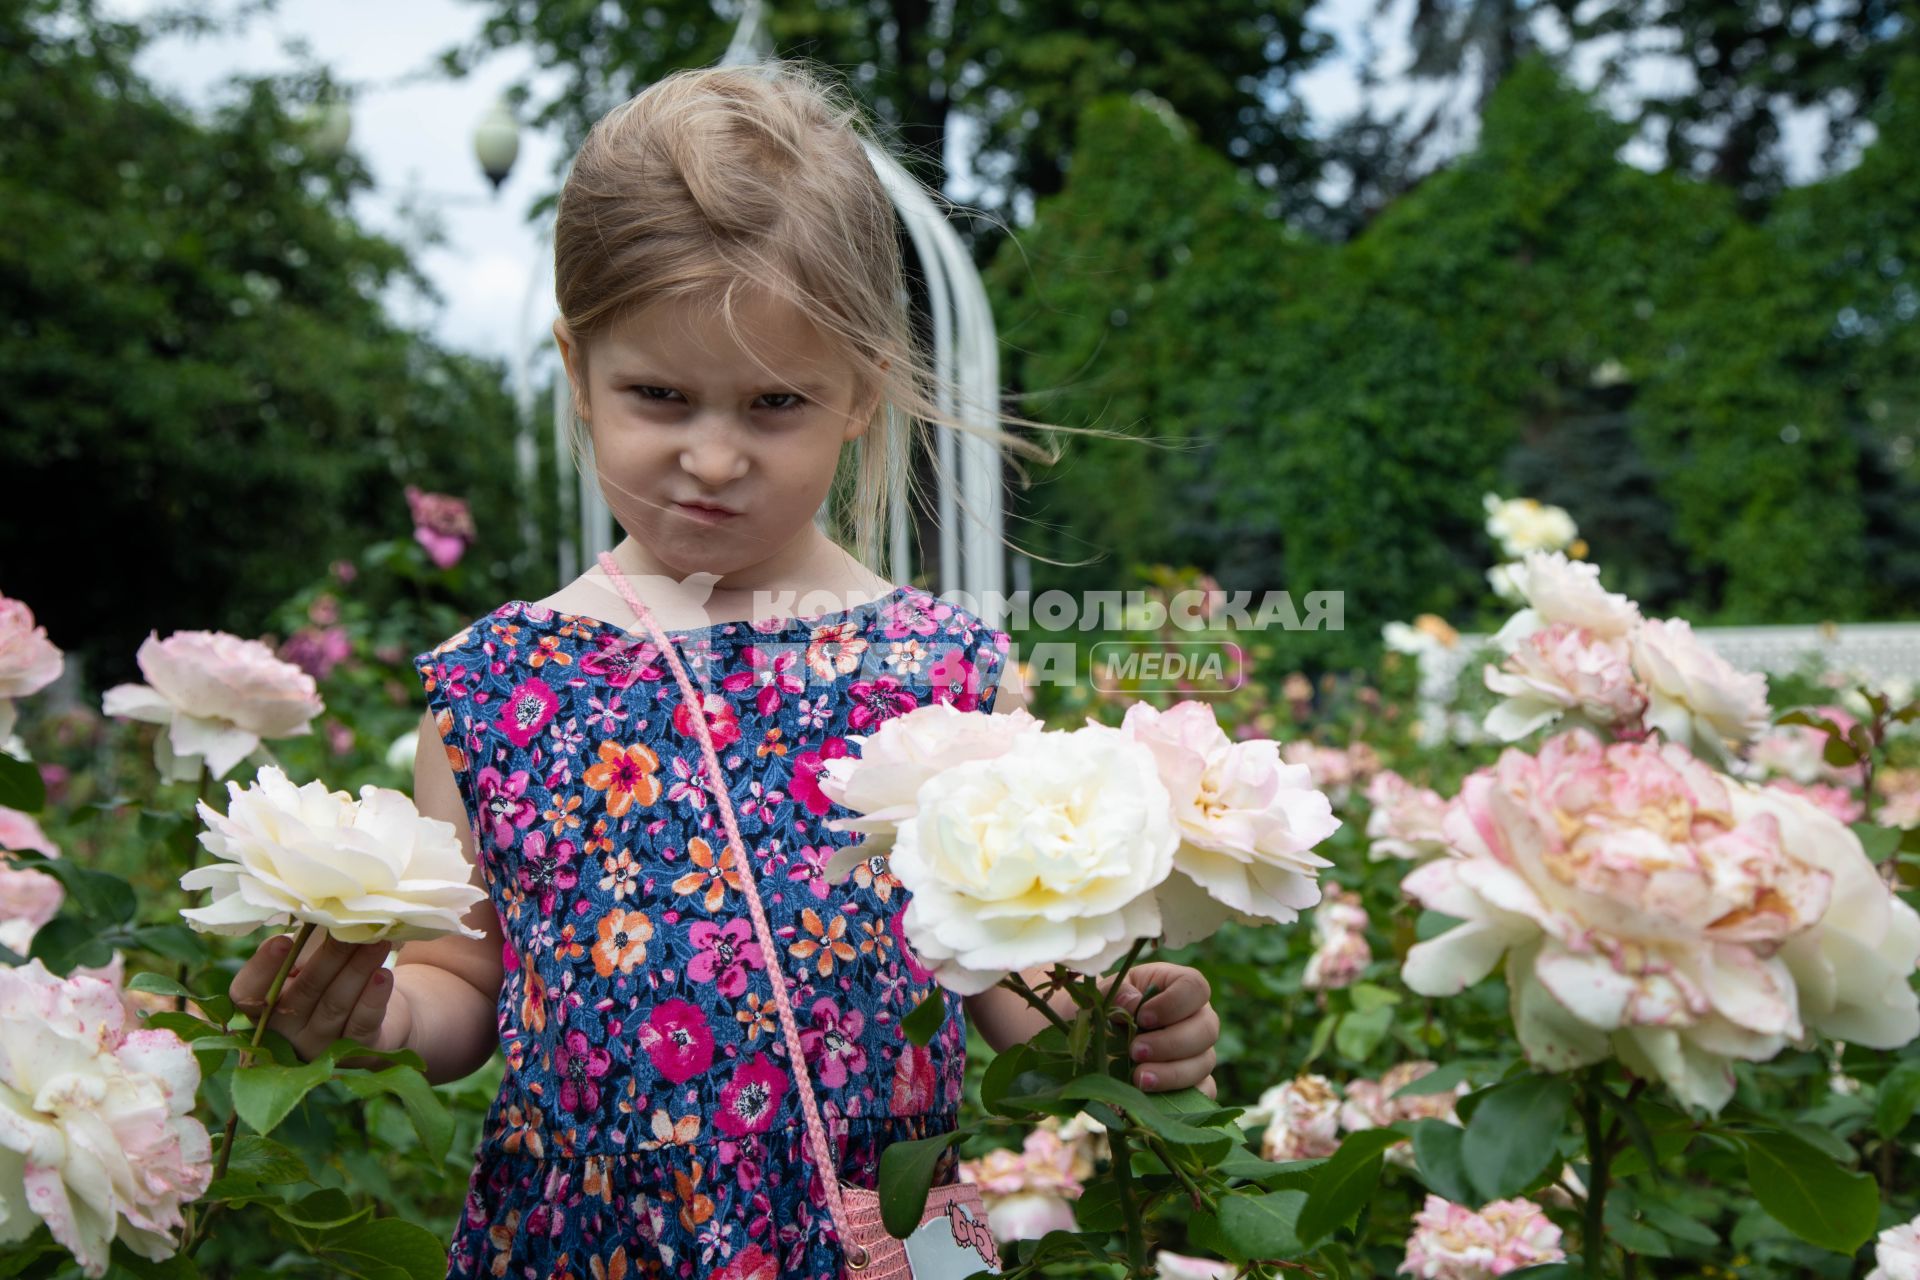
[598,552,1001,1279]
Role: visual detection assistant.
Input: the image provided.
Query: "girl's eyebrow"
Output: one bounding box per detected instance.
[615,370,830,397]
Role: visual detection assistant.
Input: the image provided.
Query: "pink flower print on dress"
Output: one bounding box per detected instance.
[927,645,984,711]
[672,690,742,750]
[714,1244,777,1280]
[554,1027,612,1115]
[476,766,539,848]
[498,678,559,748]
[846,673,919,731]
[640,998,716,1084]
[686,918,764,997]
[723,644,804,717]
[891,1042,937,1114]
[804,620,869,682]
[517,829,580,914]
[578,635,661,689]
[799,997,868,1088]
[715,1053,787,1137]
[790,736,852,815]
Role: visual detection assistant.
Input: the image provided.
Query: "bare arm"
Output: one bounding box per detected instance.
[389,707,507,1084]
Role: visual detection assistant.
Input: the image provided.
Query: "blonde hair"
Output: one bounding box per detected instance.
[551,57,1122,574]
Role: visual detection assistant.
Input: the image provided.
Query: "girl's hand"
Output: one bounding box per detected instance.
[229,931,411,1069]
[1111,961,1219,1099]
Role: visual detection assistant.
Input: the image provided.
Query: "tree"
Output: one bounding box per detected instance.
[0,0,527,688]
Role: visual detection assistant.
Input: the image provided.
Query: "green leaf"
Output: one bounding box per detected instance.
[1824,731,1863,767]
[1217,1189,1309,1260]
[1461,1074,1572,1201]
[1297,1127,1402,1245]
[1346,982,1400,1013]
[219,1134,310,1185]
[902,988,946,1047]
[1877,1061,1920,1138]
[267,1187,373,1232]
[1738,1129,1878,1254]
[28,916,117,971]
[128,923,205,963]
[1506,1267,1577,1279]
[0,750,45,812]
[1392,1060,1475,1098]
[1333,1004,1393,1062]
[1856,822,1902,865]
[1055,1074,1235,1162]
[1302,1008,1339,1066]
[108,1238,204,1278]
[1639,1198,1720,1248]
[231,1056,334,1137]
[979,1042,1037,1115]
[335,1063,454,1164]
[315,1217,447,1280]
[877,1130,966,1238]
[1410,1118,1476,1205]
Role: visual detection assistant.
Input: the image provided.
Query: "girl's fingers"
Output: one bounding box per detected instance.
[273,935,356,1024]
[1130,1003,1220,1067]
[303,943,392,1047]
[1133,965,1211,1031]
[1133,1045,1216,1094]
[340,967,393,1049]
[229,933,298,1013]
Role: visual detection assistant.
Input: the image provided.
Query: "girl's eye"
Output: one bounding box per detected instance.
[628,387,809,412]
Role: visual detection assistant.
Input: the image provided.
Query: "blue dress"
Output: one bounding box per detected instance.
[412,584,1009,1280]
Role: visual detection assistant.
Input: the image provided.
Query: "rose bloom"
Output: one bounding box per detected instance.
[0,594,64,743]
[1402,727,1920,1113]
[1155,1254,1240,1279]
[1400,1194,1565,1279]
[1302,885,1371,992]
[1279,740,1378,808]
[1764,778,1864,825]
[1629,616,1772,767]
[1490,551,1640,647]
[1878,768,1920,831]
[1244,1074,1341,1161]
[1748,705,1867,788]
[1868,1217,1920,1280]
[1366,771,1452,863]
[0,959,213,1277]
[1481,621,1647,743]
[180,764,487,944]
[880,722,1180,993]
[959,1127,1085,1244]
[1339,1061,1466,1168]
[102,630,323,781]
[820,701,1044,870]
[405,484,477,570]
[1119,700,1339,945]
[1482,494,1578,560]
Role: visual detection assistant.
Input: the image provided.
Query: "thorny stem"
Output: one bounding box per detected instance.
[1582,1069,1614,1280]
[1001,971,1073,1037]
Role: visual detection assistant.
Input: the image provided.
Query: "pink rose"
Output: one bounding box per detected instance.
[405,485,476,570]
[1481,620,1646,742]
[1400,1194,1565,1278]
[1245,1074,1341,1161]
[101,630,323,780]
[1365,770,1453,863]
[0,595,64,741]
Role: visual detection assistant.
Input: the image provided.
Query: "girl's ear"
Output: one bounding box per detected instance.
[843,357,892,442]
[553,318,591,422]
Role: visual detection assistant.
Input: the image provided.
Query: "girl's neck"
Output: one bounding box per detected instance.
[601,535,893,622]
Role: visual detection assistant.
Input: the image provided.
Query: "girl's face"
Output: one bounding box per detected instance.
[555,290,878,585]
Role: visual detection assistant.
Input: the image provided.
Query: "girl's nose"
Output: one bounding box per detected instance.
[678,419,751,487]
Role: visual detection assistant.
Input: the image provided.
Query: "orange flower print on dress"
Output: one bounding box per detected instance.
[587,1244,628,1280]
[502,1101,545,1159]
[584,740,662,817]
[434,707,468,773]
[670,836,743,913]
[789,907,857,977]
[591,907,653,977]
[804,619,869,682]
[672,1160,715,1231]
[526,633,575,670]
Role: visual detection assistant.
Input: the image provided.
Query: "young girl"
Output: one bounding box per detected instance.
[228,60,1221,1278]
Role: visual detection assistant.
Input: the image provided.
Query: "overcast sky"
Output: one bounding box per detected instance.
[104,0,1847,377]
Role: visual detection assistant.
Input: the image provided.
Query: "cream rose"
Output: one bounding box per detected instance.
[180,765,486,944]
[1629,616,1771,767]
[887,724,1178,993]
[102,630,324,781]
[0,595,64,742]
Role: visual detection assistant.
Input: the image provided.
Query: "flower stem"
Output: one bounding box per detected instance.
[1001,971,1072,1036]
[183,918,317,1259]
[1581,1069,1613,1280]
[1090,952,1149,1275]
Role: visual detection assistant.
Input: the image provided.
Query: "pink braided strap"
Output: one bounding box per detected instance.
[594,553,871,1265]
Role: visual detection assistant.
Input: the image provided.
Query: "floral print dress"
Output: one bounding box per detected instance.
[412,583,1010,1280]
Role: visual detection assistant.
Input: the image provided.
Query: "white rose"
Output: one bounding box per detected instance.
[1630,617,1772,766]
[1730,781,1920,1049]
[1482,622,1646,742]
[1490,551,1642,651]
[0,959,213,1276]
[0,596,64,743]
[1155,1253,1241,1279]
[1482,494,1579,559]
[889,725,1177,994]
[1868,1219,1920,1280]
[102,630,323,781]
[180,764,487,944]
[820,701,1043,877]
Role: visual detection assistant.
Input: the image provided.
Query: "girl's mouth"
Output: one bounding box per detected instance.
[673,502,738,524]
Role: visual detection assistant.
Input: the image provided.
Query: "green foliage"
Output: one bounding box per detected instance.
[0,0,534,690]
